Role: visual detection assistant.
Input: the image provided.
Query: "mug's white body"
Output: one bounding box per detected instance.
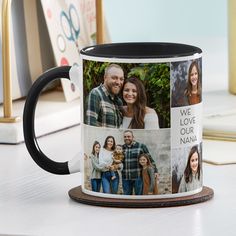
[77,48,202,200]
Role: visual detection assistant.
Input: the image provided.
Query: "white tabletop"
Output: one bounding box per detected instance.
[0,125,235,236]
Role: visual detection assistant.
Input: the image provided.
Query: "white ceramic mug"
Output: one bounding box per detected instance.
[23,42,203,200]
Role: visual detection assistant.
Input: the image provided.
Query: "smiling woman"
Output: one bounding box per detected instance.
[184,61,202,105]
[178,145,202,193]
[171,59,202,107]
[99,135,121,194]
[121,77,159,129]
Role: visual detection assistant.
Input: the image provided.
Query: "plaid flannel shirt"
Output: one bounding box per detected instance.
[85,84,123,128]
[122,141,158,180]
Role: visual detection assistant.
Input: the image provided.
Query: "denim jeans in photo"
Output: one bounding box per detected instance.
[122,177,143,195]
[102,171,119,194]
[91,178,102,192]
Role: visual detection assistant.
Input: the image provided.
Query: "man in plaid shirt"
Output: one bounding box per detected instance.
[85,64,124,128]
[122,130,158,195]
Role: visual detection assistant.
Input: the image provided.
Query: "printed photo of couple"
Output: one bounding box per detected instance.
[83,60,171,129]
[172,143,203,193]
[171,59,202,107]
[83,126,171,195]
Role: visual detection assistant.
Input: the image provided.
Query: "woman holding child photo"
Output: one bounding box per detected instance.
[121,77,159,129]
[99,136,121,194]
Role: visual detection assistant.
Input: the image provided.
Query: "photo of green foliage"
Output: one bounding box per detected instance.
[83,60,170,128]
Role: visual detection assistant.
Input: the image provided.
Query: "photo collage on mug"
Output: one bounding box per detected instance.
[82,58,202,196]
[171,58,203,194]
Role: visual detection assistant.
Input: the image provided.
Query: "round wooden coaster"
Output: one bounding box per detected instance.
[68,186,214,208]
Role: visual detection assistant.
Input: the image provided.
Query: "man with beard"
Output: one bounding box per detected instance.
[85,64,124,128]
[122,130,158,195]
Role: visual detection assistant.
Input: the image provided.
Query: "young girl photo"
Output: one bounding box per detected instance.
[138,153,158,195]
[89,141,102,192]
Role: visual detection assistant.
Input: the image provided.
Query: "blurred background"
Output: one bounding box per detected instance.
[104,0,228,92]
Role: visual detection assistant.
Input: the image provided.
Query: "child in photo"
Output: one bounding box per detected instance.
[110,144,124,180]
[90,141,102,192]
[138,153,158,195]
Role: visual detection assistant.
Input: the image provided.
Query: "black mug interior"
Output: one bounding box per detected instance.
[80,42,202,58]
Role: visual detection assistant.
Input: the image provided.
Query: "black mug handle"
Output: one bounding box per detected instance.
[23,66,72,175]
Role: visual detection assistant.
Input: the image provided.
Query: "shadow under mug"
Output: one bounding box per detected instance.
[23,42,205,202]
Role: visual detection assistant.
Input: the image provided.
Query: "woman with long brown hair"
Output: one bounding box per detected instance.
[178,145,202,193]
[121,77,159,129]
[185,60,201,105]
[99,136,121,194]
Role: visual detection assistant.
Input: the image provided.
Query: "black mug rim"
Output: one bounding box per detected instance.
[80,42,202,59]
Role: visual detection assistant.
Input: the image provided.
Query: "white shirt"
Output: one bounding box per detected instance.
[121,112,159,129]
[178,172,202,193]
[99,148,113,166]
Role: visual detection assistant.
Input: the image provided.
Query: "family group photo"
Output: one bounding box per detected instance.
[83,60,171,129]
[171,59,202,107]
[171,143,203,193]
[83,126,171,196]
